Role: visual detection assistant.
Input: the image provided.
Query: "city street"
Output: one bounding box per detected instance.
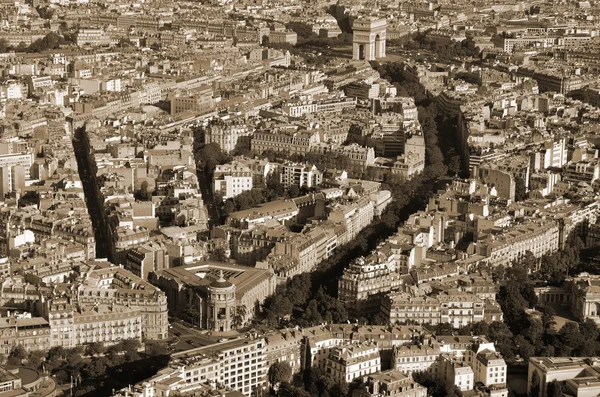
[169,321,220,352]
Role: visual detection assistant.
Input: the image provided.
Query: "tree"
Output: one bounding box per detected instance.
[118,37,134,48]
[82,357,108,379]
[287,185,300,198]
[447,154,461,176]
[232,305,247,330]
[145,342,168,357]
[433,323,454,335]
[529,371,541,397]
[28,32,65,52]
[28,350,46,370]
[329,382,349,397]
[491,265,505,283]
[266,171,285,200]
[0,38,9,53]
[45,346,66,372]
[53,369,69,384]
[546,380,564,397]
[196,143,231,172]
[515,176,527,201]
[85,342,105,357]
[299,288,348,326]
[278,382,311,397]
[485,322,515,361]
[412,370,457,397]
[514,335,536,360]
[36,6,54,19]
[65,348,83,369]
[286,273,312,307]
[134,181,152,201]
[211,247,228,262]
[120,339,141,362]
[120,339,142,354]
[540,305,556,331]
[268,361,292,386]
[105,345,124,367]
[558,322,583,355]
[7,345,27,366]
[74,385,97,397]
[264,294,293,325]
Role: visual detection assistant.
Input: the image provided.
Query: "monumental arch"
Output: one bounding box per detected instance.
[352,17,387,61]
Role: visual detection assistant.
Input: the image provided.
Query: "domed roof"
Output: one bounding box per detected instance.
[210,270,233,289]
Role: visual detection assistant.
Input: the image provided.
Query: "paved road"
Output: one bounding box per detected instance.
[169,321,217,352]
[197,167,221,226]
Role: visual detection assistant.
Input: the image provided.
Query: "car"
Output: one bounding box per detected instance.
[218,338,227,343]
[186,339,195,345]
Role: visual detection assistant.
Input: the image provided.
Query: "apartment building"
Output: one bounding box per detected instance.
[173,338,268,396]
[476,220,560,268]
[437,291,485,328]
[203,118,251,154]
[392,340,441,375]
[391,152,425,180]
[357,370,427,397]
[381,293,441,326]
[264,329,303,374]
[123,354,221,395]
[0,153,33,180]
[436,357,475,393]
[328,196,375,244]
[279,163,322,189]
[530,139,568,171]
[76,264,169,341]
[171,88,214,116]
[227,199,299,229]
[213,162,253,200]
[563,160,600,184]
[332,144,376,169]
[76,28,111,46]
[0,317,51,354]
[338,257,402,313]
[269,30,298,45]
[124,241,169,280]
[325,343,381,385]
[234,157,274,186]
[263,225,338,280]
[115,338,267,396]
[473,350,507,390]
[221,224,284,266]
[251,130,320,156]
[282,98,357,117]
[72,304,143,346]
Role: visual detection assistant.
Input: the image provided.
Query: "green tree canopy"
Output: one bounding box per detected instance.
[268,361,293,385]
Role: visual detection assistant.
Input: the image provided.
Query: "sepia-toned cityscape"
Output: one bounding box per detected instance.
[0,0,600,396]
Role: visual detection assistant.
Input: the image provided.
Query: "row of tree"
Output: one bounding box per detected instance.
[259,75,463,325]
[2,340,169,397]
[0,32,73,54]
[434,243,600,364]
[371,61,466,179]
[386,30,480,62]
